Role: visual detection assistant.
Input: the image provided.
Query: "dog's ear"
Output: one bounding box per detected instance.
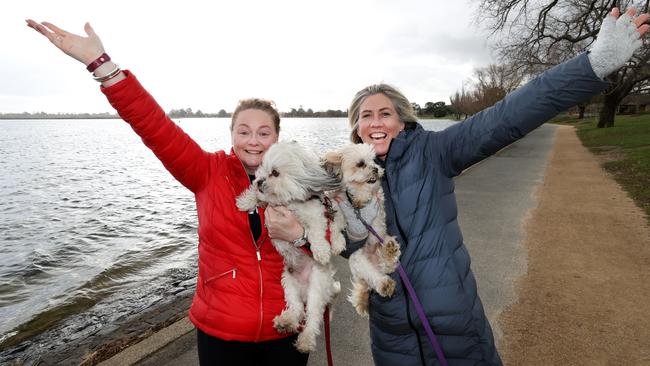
[322,151,343,178]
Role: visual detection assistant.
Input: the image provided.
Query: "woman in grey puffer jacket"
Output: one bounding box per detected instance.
[338,7,649,366]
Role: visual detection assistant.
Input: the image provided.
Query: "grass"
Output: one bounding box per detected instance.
[550,114,650,220]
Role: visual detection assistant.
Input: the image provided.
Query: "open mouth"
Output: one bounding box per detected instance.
[367,177,377,184]
[369,132,387,141]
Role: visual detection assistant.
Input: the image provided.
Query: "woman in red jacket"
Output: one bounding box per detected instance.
[26,20,309,366]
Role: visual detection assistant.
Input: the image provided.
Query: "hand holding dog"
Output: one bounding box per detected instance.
[265,206,305,243]
[339,196,379,241]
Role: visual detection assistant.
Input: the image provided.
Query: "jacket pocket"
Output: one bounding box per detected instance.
[204,267,237,286]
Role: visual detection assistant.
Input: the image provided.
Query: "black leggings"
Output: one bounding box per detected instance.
[196,329,309,366]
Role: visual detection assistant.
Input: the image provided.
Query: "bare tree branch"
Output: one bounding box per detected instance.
[474,0,649,126]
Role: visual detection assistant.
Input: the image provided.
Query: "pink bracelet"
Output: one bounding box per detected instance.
[86,53,111,72]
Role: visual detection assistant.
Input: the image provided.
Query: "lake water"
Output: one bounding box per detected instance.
[0,117,456,362]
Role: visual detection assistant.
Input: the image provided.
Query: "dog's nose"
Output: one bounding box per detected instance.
[372,167,379,175]
[257,178,265,192]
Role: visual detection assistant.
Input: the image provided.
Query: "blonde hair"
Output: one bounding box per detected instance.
[348,84,417,143]
[231,98,281,133]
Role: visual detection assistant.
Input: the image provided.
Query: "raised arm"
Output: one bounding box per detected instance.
[26,20,211,192]
[437,7,649,177]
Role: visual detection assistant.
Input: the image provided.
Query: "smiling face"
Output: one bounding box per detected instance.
[355,93,404,160]
[231,108,279,174]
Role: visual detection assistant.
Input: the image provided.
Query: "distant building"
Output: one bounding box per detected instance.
[618,94,650,114]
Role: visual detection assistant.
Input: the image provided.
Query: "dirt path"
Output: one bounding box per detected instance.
[499,125,650,365]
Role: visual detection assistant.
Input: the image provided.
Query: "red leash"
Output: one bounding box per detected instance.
[322,196,334,366]
[323,306,333,366]
[301,195,335,366]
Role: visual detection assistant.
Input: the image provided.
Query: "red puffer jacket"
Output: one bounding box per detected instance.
[102,71,288,342]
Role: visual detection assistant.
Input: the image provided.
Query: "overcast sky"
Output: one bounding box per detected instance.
[2,0,494,114]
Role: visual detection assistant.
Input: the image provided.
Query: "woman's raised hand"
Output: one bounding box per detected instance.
[588,7,650,79]
[26,20,105,67]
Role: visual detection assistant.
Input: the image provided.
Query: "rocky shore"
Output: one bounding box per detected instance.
[1,279,195,366]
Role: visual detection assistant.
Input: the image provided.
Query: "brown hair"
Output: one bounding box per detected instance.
[231,98,281,133]
[348,84,417,143]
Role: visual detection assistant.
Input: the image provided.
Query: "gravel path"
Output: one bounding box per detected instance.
[498,125,650,365]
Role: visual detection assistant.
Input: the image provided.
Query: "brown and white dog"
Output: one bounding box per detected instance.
[323,143,401,317]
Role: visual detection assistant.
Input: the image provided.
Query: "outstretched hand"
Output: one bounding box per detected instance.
[612,7,650,35]
[25,20,105,67]
[588,7,650,79]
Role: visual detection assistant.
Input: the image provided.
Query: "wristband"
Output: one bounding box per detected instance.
[86,53,111,72]
[292,229,308,247]
[92,64,121,83]
[292,235,308,247]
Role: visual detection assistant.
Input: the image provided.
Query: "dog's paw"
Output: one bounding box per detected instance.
[312,245,332,265]
[332,280,341,296]
[377,278,396,297]
[349,292,369,317]
[235,188,258,212]
[295,332,317,353]
[381,236,401,259]
[348,282,369,317]
[273,313,300,334]
[330,233,346,256]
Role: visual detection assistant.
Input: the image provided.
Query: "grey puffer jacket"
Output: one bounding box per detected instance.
[367,53,607,365]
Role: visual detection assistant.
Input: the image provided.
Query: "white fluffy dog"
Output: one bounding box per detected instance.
[323,143,401,317]
[236,141,345,353]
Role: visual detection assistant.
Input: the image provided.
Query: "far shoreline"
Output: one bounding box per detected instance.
[0,115,459,120]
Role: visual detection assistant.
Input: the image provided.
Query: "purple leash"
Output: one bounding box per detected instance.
[355,210,449,366]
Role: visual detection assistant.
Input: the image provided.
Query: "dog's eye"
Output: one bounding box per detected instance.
[271,169,280,177]
[356,161,366,168]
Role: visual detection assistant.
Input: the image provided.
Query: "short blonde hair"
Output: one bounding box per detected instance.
[348,84,417,143]
[231,98,281,133]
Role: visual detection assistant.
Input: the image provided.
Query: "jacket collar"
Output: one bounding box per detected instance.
[227,148,252,191]
[385,122,424,164]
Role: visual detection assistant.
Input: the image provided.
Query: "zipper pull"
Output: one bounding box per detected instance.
[256,250,261,261]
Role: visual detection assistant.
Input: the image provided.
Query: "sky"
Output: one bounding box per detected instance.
[1,0,495,114]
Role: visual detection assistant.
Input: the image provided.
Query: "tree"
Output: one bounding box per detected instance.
[411,102,422,116]
[472,63,523,110]
[422,101,452,117]
[450,87,475,119]
[476,0,650,127]
[449,63,524,118]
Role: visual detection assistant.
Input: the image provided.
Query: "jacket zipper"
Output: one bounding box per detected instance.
[251,225,264,341]
[228,160,266,342]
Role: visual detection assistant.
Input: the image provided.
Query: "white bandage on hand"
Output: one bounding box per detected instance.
[339,197,379,241]
[589,11,644,79]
